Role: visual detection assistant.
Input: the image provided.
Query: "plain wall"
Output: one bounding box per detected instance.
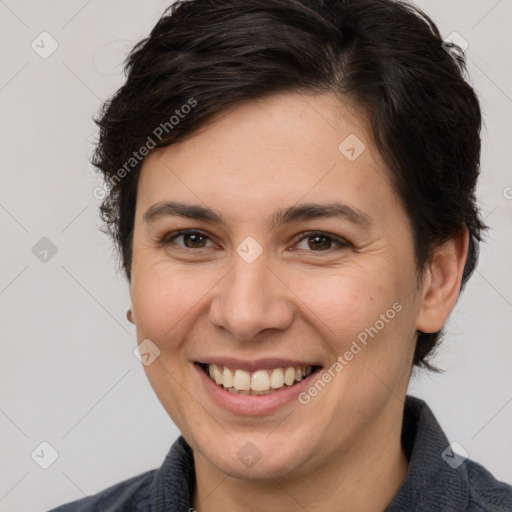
[0,1,511,510]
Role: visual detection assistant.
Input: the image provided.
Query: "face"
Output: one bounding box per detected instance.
[129,92,425,480]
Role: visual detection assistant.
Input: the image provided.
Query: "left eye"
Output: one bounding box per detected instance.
[294,231,348,252]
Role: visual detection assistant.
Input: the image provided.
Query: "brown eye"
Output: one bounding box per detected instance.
[164,230,213,249]
[182,232,207,248]
[294,231,350,253]
[307,234,332,251]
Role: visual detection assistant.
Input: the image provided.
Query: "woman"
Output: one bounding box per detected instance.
[49,0,511,510]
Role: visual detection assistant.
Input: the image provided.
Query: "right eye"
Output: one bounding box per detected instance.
[162,229,215,249]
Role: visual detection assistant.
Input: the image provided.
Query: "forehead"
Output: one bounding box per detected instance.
[135,92,402,227]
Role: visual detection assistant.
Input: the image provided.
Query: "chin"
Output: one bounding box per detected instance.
[193,428,319,481]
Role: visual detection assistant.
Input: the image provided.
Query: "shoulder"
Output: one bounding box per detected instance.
[46,436,196,512]
[387,396,511,512]
[464,458,512,512]
[46,468,157,512]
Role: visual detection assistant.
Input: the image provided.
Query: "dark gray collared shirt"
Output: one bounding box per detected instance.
[48,396,512,511]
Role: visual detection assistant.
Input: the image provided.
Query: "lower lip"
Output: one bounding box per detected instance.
[195,363,321,415]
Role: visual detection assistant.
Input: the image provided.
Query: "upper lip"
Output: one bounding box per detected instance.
[196,357,322,372]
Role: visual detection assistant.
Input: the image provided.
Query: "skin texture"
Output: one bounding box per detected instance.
[127,92,468,512]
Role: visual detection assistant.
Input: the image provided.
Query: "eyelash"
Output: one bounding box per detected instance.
[160,229,351,253]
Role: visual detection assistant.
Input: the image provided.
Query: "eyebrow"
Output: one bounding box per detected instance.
[142,200,372,229]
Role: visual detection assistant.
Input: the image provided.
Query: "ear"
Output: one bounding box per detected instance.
[415,229,469,334]
[127,308,135,324]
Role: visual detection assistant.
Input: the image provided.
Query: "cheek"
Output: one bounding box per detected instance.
[290,268,391,345]
[130,262,214,342]
[291,262,417,382]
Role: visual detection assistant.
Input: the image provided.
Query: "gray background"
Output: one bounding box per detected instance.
[0,1,511,510]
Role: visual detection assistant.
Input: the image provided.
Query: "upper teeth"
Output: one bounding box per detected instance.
[207,364,313,392]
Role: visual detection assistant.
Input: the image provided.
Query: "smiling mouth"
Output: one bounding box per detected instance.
[199,363,320,395]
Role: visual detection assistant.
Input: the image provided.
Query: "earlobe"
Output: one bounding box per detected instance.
[127,308,135,324]
[416,229,469,334]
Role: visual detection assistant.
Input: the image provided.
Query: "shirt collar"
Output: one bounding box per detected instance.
[150,435,196,510]
[385,395,470,511]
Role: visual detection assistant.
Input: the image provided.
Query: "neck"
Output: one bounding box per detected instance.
[192,403,408,512]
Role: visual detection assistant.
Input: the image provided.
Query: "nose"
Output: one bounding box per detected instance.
[208,255,295,341]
